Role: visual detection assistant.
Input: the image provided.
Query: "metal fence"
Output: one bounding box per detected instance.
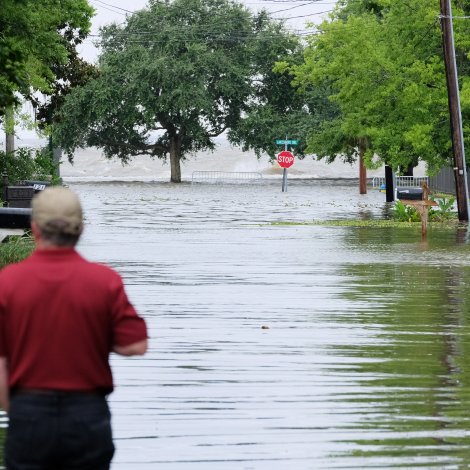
[371,176,429,188]
[428,167,464,195]
[191,171,264,185]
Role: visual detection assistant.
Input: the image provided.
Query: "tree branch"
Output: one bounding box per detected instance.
[207,125,228,138]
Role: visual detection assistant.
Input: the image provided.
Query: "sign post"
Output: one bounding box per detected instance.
[276,138,298,192]
[277,150,295,192]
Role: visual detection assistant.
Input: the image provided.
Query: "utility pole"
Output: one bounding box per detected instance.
[440,0,469,221]
[358,138,367,195]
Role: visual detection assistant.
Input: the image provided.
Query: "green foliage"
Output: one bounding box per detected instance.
[53,0,302,182]
[290,0,470,173]
[0,40,27,110]
[0,148,60,199]
[391,201,420,223]
[0,236,34,269]
[226,16,308,159]
[0,0,94,115]
[36,40,99,130]
[429,195,457,221]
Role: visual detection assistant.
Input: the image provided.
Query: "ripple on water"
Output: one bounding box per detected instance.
[60,181,470,469]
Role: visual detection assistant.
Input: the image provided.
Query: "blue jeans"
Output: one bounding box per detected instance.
[5,392,114,470]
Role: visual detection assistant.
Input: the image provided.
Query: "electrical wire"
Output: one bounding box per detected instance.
[89,0,336,20]
[90,2,127,16]
[273,8,332,19]
[269,2,320,14]
[92,0,133,13]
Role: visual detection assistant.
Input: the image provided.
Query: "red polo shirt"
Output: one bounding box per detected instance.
[0,248,148,393]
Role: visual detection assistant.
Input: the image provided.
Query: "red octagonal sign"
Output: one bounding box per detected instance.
[277,150,295,169]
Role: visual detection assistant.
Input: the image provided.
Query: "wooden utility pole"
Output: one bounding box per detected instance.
[358,140,367,194]
[440,0,469,221]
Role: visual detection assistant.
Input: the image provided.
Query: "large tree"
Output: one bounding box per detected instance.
[226,11,309,159]
[53,0,303,182]
[35,39,99,132]
[291,0,470,175]
[0,0,93,116]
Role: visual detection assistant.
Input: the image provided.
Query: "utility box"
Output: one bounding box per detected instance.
[396,187,423,201]
[5,180,49,208]
[7,186,35,208]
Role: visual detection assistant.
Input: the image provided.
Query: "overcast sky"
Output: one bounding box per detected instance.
[77,0,337,62]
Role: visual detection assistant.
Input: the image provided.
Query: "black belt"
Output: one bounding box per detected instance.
[12,388,105,397]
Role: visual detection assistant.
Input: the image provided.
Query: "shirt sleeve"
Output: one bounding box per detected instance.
[0,280,7,357]
[110,275,148,347]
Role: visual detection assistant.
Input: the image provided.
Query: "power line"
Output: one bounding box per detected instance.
[270,2,320,14]
[87,21,318,39]
[273,8,332,19]
[92,0,133,13]
[90,2,126,16]
[89,0,336,19]
[85,4,333,36]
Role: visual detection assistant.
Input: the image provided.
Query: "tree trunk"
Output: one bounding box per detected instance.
[169,135,182,183]
[359,142,367,195]
[5,106,14,154]
[403,164,414,177]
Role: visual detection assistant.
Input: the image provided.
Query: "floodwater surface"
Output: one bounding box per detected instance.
[7,179,470,469]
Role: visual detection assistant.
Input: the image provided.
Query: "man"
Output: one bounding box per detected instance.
[0,186,148,470]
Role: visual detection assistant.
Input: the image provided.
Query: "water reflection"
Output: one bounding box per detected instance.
[336,228,470,467]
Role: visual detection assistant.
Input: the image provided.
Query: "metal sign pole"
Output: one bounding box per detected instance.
[282,168,287,192]
[276,137,298,192]
[282,137,288,192]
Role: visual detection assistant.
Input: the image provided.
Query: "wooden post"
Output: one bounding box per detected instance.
[440,0,469,221]
[415,204,429,239]
[401,183,437,239]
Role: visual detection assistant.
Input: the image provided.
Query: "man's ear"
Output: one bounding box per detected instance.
[30,221,41,243]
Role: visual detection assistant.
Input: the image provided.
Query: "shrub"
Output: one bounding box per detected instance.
[0,147,60,203]
[0,236,34,269]
[429,196,457,221]
[391,200,420,222]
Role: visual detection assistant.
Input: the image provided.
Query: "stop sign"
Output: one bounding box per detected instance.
[277,150,295,168]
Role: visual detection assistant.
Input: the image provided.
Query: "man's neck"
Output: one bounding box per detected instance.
[35,241,74,251]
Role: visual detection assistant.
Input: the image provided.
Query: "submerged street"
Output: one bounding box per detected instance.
[68,179,470,469]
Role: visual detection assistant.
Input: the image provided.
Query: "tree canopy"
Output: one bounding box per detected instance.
[290,0,470,174]
[0,0,93,115]
[53,0,304,182]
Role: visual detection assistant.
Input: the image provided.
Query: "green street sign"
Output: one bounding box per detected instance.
[276,139,299,145]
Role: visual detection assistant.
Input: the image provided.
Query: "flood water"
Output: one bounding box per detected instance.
[7,178,470,469]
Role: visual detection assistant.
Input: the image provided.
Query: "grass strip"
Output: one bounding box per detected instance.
[270,219,462,228]
[0,236,34,269]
